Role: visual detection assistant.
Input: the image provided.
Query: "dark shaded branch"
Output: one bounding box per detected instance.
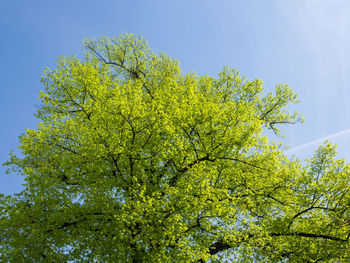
[260,98,283,121]
[86,43,153,99]
[197,230,348,262]
[169,155,214,186]
[217,157,269,171]
[270,232,349,242]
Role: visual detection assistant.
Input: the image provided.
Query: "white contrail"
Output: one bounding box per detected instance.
[287,128,350,154]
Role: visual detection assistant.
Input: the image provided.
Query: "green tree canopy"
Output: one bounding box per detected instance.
[1,33,350,262]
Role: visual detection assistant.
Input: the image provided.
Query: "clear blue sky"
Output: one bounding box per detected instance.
[2,0,350,194]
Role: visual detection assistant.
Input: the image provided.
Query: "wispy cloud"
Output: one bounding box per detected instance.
[287,128,350,154]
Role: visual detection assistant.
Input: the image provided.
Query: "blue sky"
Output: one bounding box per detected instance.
[1,0,350,194]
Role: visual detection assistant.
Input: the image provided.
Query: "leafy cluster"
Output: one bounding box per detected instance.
[1,33,350,262]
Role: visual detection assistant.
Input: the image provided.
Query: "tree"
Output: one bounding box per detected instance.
[1,33,350,262]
